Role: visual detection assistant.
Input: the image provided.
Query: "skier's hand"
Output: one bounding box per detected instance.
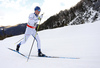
[38,17,41,20]
[35,24,39,30]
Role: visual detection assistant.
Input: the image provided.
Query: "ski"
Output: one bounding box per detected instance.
[8,48,28,58]
[31,55,79,59]
[8,48,79,59]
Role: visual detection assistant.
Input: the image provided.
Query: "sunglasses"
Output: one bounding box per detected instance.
[38,10,41,12]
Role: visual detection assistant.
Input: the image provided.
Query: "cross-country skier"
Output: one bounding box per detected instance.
[16,6,46,57]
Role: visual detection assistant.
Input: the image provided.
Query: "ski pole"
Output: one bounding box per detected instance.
[27,14,44,62]
[14,38,24,44]
[27,20,41,62]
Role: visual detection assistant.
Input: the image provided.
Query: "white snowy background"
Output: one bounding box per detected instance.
[0,20,100,68]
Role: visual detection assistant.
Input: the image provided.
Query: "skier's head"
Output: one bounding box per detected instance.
[34,6,41,15]
[34,6,41,11]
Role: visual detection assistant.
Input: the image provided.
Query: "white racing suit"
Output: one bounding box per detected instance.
[19,13,42,49]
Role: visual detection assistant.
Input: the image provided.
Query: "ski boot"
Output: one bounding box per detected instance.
[38,49,46,57]
[16,44,20,52]
[38,52,46,57]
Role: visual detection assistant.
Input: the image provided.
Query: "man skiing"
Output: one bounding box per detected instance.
[16,6,46,57]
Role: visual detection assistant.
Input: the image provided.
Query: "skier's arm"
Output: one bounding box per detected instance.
[28,14,39,26]
[29,14,39,23]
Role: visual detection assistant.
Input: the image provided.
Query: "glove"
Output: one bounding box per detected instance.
[38,14,44,20]
[35,24,39,30]
[38,17,41,20]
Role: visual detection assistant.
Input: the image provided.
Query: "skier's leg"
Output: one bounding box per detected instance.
[20,34,30,45]
[32,33,41,49]
[16,34,30,51]
[32,34,46,57]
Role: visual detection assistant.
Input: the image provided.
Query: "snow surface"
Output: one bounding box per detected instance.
[0,20,100,68]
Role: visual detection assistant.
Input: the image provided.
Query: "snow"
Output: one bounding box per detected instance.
[0,20,100,68]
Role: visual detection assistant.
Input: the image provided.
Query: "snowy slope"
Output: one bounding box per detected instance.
[0,20,100,68]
